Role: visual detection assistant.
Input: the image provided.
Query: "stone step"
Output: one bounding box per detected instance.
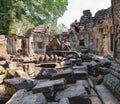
[96,85,119,104]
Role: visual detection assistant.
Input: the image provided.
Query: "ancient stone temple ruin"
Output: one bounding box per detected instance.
[70,8,113,56]
[0,0,120,104]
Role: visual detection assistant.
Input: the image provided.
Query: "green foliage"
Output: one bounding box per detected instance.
[2,67,9,76]
[0,0,68,36]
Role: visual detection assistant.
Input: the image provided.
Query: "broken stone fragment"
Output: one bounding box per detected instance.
[52,69,75,84]
[15,70,30,79]
[98,58,111,68]
[0,75,5,84]
[7,69,17,78]
[0,66,4,74]
[73,70,88,80]
[81,54,92,62]
[96,85,119,104]
[23,63,35,78]
[76,80,90,91]
[21,93,47,104]
[98,67,110,75]
[32,80,54,98]
[9,61,17,69]
[32,79,66,98]
[104,74,120,96]
[87,61,99,77]
[6,89,28,104]
[55,84,88,101]
[53,78,66,91]
[4,77,34,95]
[35,68,57,79]
[0,61,6,66]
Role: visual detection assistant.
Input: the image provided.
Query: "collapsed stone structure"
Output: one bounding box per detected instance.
[0,1,120,103]
[70,8,113,56]
[7,25,50,56]
[0,48,120,103]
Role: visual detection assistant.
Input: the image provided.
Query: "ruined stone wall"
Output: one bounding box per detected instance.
[70,8,113,55]
[7,36,23,55]
[111,0,120,62]
[0,35,7,56]
[33,33,50,54]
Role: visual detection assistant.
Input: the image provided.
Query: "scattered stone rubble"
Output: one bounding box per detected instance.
[0,50,120,104]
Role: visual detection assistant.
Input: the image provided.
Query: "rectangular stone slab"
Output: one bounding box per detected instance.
[55,84,88,101]
[53,78,66,91]
[32,81,54,93]
[73,70,88,80]
[4,78,34,95]
[52,69,75,84]
[72,65,88,71]
[32,80,54,98]
[22,93,47,104]
[96,85,119,104]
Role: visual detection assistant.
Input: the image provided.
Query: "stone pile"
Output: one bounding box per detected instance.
[0,51,120,103]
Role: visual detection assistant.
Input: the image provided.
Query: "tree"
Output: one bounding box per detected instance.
[0,0,68,36]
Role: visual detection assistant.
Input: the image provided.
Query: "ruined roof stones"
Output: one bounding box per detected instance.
[71,7,112,32]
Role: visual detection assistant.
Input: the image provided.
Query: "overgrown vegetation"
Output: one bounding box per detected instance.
[0,0,68,36]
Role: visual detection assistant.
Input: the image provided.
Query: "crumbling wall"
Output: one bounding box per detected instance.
[0,35,7,56]
[111,0,120,62]
[70,7,113,55]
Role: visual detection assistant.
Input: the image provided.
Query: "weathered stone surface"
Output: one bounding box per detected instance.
[32,80,54,98]
[87,61,99,77]
[24,63,35,78]
[59,98,70,104]
[0,93,11,104]
[0,66,4,73]
[98,59,111,68]
[104,74,120,96]
[53,78,66,91]
[0,75,5,84]
[0,61,6,66]
[96,85,119,104]
[22,93,47,104]
[73,70,88,80]
[55,84,88,101]
[72,65,88,71]
[33,79,66,98]
[81,54,92,62]
[9,62,17,69]
[35,68,57,79]
[98,67,110,75]
[76,80,89,89]
[48,102,58,104]
[6,89,28,104]
[4,78,34,95]
[15,70,30,79]
[52,69,74,84]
